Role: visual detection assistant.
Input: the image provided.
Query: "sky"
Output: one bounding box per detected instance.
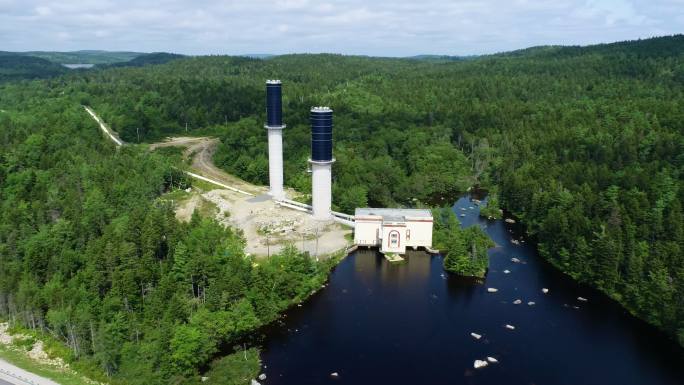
[0,0,682,56]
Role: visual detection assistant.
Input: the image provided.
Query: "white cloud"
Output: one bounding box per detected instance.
[0,0,681,55]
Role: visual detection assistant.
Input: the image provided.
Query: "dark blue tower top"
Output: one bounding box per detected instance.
[310,106,333,162]
[266,80,283,127]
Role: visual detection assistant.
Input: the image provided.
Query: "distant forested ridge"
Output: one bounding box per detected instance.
[0,53,68,82]
[66,34,684,345]
[4,50,144,65]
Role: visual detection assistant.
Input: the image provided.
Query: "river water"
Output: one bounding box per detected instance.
[257,195,684,385]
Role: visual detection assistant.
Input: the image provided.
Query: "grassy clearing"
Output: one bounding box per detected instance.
[196,348,260,385]
[0,344,99,385]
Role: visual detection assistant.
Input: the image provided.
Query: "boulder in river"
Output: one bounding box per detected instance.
[505,324,516,330]
[487,356,499,363]
[251,380,261,385]
[258,374,267,380]
[513,299,522,305]
[487,288,498,293]
[528,301,536,306]
[474,359,489,369]
[511,257,521,263]
[505,218,516,224]
[578,296,588,302]
[331,372,339,377]
[503,269,511,274]
[542,288,549,294]
[470,332,482,340]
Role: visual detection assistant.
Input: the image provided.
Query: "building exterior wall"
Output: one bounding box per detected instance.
[404,219,433,248]
[354,218,381,246]
[354,215,433,254]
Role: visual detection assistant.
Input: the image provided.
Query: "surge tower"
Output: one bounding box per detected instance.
[265,80,285,199]
[309,106,335,220]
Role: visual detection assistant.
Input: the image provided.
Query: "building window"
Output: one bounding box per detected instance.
[389,230,400,248]
[406,229,411,241]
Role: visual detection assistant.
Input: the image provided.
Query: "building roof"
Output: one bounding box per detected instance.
[355,208,432,222]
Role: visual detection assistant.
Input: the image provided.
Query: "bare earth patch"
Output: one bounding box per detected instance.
[202,189,351,258]
[152,136,351,258]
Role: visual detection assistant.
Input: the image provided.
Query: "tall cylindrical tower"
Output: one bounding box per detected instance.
[265,80,285,200]
[309,106,335,221]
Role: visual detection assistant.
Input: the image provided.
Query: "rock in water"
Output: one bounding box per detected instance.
[542,288,549,294]
[503,269,511,274]
[577,296,588,302]
[258,374,267,380]
[505,218,516,223]
[511,257,521,263]
[528,301,536,306]
[330,372,339,378]
[251,380,261,385]
[505,324,516,330]
[487,288,498,293]
[513,299,522,305]
[487,356,499,363]
[474,359,489,369]
[470,332,482,340]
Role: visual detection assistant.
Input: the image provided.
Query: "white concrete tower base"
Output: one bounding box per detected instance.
[266,125,285,200]
[310,159,334,221]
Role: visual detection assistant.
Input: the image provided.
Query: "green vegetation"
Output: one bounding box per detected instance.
[433,208,494,277]
[10,50,144,65]
[193,348,260,385]
[102,53,185,68]
[1,33,683,383]
[19,33,679,344]
[0,84,336,383]
[0,53,67,82]
[479,194,503,220]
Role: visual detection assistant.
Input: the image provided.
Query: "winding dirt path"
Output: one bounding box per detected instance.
[150,137,264,195]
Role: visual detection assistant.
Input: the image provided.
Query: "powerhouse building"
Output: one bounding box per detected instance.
[354,208,433,254]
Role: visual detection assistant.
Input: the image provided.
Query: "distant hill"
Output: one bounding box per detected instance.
[10,50,144,65]
[102,52,185,68]
[240,54,276,59]
[496,34,684,59]
[406,54,475,62]
[0,53,67,82]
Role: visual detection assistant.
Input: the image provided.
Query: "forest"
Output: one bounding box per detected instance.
[0,34,683,382]
[0,83,337,384]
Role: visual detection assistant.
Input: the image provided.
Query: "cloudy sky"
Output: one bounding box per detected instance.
[1,0,682,56]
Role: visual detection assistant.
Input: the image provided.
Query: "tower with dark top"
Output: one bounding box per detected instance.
[309,106,335,220]
[265,80,285,199]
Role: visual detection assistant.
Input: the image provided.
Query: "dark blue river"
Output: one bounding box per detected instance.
[257,195,684,385]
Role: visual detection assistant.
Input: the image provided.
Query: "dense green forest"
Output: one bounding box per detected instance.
[64,35,683,345]
[0,53,68,82]
[1,34,683,384]
[0,83,336,384]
